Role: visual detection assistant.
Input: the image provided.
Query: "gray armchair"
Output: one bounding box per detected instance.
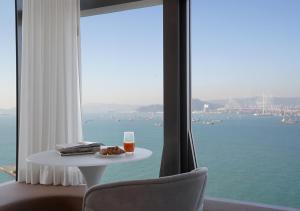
[83,167,208,211]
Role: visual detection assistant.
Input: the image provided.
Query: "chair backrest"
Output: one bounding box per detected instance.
[83,167,208,211]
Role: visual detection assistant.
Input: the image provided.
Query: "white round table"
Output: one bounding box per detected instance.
[26,147,152,188]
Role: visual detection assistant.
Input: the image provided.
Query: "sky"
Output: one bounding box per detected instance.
[0,0,16,109]
[0,0,300,108]
[192,0,300,100]
[80,5,163,105]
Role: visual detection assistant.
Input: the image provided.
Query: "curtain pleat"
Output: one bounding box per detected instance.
[18,0,84,186]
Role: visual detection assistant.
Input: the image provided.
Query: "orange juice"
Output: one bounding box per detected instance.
[123,142,135,152]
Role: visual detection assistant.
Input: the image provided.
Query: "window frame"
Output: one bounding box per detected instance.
[15,0,22,180]
[14,0,197,180]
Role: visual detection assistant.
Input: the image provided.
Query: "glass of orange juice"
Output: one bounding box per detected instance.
[123,131,135,154]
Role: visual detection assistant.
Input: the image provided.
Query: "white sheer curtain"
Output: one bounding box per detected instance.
[18,0,84,185]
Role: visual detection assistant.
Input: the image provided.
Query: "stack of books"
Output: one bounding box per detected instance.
[56,142,103,156]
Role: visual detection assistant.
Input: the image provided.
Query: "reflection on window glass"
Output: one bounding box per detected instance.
[192,0,300,208]
[0,0,16,183]
[81,6,163,183]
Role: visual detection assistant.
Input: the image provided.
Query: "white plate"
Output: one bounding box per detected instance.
[95,152,125,158]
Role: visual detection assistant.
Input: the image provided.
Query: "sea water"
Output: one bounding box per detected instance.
[0,113,299,208]
[0,115,16,183]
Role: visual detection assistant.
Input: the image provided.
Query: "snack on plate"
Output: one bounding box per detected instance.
[100,146,125,155]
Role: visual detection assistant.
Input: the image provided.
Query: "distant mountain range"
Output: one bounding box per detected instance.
[82,103,137,113]
[211,97,300,108]
[137,104,163,112]
[270,97,300,107]
[0,108,16,115]
[137,99,222,112]
[191,99,222,110]
[1,97,299,114]
[136,97,300,112]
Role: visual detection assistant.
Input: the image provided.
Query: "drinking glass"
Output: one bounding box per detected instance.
[123,132,135,154]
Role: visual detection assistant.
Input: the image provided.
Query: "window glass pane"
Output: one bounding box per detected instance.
[192,0,300,208]
[0,0,16,183]
[81,6,163,183]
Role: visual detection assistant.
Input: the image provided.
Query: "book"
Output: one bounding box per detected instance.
[56,141,104,156]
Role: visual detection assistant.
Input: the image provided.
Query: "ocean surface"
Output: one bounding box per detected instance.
[0,113,300,208]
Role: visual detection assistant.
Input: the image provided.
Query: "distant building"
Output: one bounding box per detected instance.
[203,104,209,113]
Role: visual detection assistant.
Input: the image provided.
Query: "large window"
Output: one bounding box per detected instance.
[192,0,300,208]
[0,0,16,183]
[81,6,163,183]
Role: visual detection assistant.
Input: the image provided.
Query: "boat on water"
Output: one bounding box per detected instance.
[84,119,94,124]
[202,119,223,125]
[154,122,163,127]
[192,118,201,123]
[253,113,272,117]
[281,117,298,125]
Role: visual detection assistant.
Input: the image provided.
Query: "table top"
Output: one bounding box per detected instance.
[26,147,152,167]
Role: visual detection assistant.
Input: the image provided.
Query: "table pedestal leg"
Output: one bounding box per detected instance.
[79,166,106,189]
